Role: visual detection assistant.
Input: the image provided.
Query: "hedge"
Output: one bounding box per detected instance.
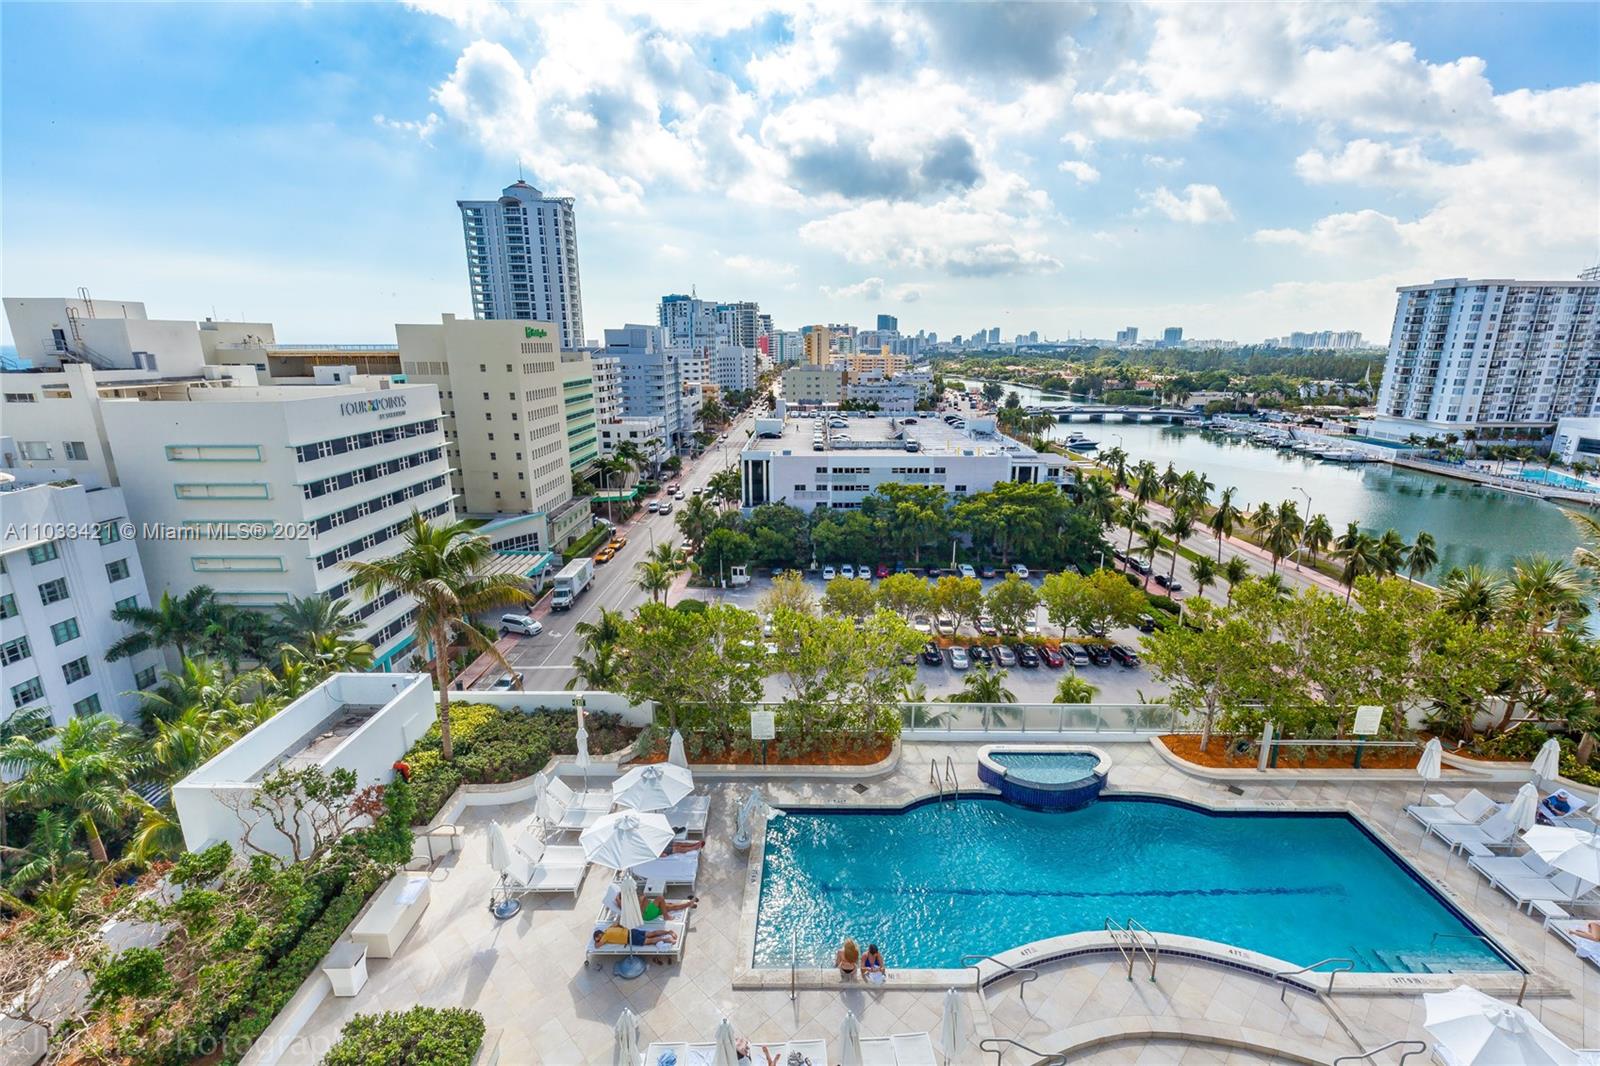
[325,1006,486,1066]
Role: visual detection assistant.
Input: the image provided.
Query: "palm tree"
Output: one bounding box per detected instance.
[594,455,631,522]
[272,595,360,651]
[1262,505,1299,575]
[1132,461,1160,510]
[1208,487,1242,561]
[1222,557,1250,606]
[707,467,742,507]
[1120,497,1147,559]
[1336,531,1381,603]
[1161,507,1194,588]
[1439,565,1507,627]
[134,656,266,729]
[1137,524,1164,589]
[1564,509,1600,592]
[0,714,139,865]
[1406,531,1438,583]
[567,642,622,692]
[106,586,220,662]
[1302,514,1334,566]
[0,706,50,877]
[635,560,677,603]
[574,607,627,655]
[676,495,718,552]
[1507,555,1586,636]
[1248,500,1276,533]
[613,439,648,482]
[956,665,1016,727]
[3,807,93,904]
[1076,477,1117,530]
[1099,447,1129,490]
[345,511,533,760]
[1054,674,1097,703]
[1375,528,1409,577]
[1190,555,1218,601]
[280,633,375,681]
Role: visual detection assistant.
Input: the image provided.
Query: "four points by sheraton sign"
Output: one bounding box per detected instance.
[339,395,408,418]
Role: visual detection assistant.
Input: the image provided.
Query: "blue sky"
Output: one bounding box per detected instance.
[3,2,1596,346]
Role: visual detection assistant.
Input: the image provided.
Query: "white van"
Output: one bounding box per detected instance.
[500,614,543,637]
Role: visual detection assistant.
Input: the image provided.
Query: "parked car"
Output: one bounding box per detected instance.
[1015,644,1041,668]
[1065,644,1090,668]
[935,613,956,636]
[978,565,997,579]
[1011,564,1030,578]
[647,499,661,513]
[976,616,997,636]
[822,565,837,580]
[1109,644,1140,668]
[1137,614,1157,633]
[968,644,992,665]
[1086,644,1113,666]
[1025,615,1040,636]
[1167,580,1185,594]
[857,564,872,580]
[958,563,976,579]
[1039,645,1065,669]
[875,564,890,579]
[840,564,855,579]
[594,546,617,564]
[921,641,944,666]
[659,499,674,514]
[912,614,932,634]
[490,675,519,690]
[1085,622,1108,639]
[499,614,543,637]
[1154,573,1171,588]
[994,644,1018,667]
[675,490,686,500]
[948,646,970,670]
[1130,558,1152,576]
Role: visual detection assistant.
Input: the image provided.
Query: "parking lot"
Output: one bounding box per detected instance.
[682,569,1171,705]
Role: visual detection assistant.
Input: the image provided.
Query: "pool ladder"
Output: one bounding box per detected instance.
[1105,917,1158,981]
[930,756,958,802]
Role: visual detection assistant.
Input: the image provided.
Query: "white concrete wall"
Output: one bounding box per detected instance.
[451,689,651,726]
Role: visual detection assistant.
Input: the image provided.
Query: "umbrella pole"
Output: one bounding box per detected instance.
[491,874,521,921]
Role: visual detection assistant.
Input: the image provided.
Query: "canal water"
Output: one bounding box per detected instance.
[963,379,1583,579]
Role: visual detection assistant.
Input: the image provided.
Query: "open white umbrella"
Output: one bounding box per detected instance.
[839,1011,864,1066]
[712,1017,739,1066]
[612,763,695,812]
[1506,782,1541,833]
[1423,985,1575,1065]
[1548,832,1600,886]
[1415,738,1443,801]
[580,811,675,870]
[618,872,644,929]
[668,729,689,768]
[612,1007,642,1066]
[1526,824,1596,860]
[1532,737,1563,783]
[938,988,969,1066]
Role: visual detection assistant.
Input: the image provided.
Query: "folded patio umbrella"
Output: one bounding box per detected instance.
[839,1011,864,1066]
[612,763,695,812]
[619,872,644,929]
[713,1017,739,1066]
[1532,737,1563,783]
[1423,985,1575,1065]
[612,1007,642,1066]
[939,988,968,1066]
[1506,782,1540,833]
[668,728,689,768]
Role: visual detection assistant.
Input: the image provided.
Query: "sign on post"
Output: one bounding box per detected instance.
[750,711,776,767]
[1353,705,1384,736]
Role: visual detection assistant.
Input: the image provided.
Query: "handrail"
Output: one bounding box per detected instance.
[1105,917,1133,977]
[1105,918,1157,981]
[1428,932,1528,1005]
[960,953,1039,1006]
[944,754,958,800]
[1275,957,1353,1001]
[789,930,798,1002]
[1332,1039,1427,1065]
[978,1036,1068,1066]
[929,758,944,802]
[1125,918,1159,981]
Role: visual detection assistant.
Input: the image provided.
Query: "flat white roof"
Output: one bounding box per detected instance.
[746,413,1038,458]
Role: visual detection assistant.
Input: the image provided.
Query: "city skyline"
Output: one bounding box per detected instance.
[2,2,1597,346]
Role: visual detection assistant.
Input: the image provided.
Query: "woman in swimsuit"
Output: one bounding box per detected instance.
[836,937,860,978]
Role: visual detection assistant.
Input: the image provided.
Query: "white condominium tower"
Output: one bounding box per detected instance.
[458,180,586,350]
[1377,277,1600,431]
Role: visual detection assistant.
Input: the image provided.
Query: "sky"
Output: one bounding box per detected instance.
[2,1,1597,347]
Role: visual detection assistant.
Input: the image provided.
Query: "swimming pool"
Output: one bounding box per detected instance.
[1514,467,1600,492]
[754,797,1512,973]
[988,751,1100,784]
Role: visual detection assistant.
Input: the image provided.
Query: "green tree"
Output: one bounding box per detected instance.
[1335,527,1380,604]
[822,577,878,619]
[1040,570,1145,636]
[1439,565,1507,627]
[745,503,811,569]
[1161,506,1195,587]
[1222,556,1251,606]
[616,603,766,735]
[675,495,720,552]
[1507,555,1587,636]
[1140,597,1271,752]
[985,574,1041,636]
[1076,476,1117,530]
[1407,531,1438,583]
[931,575,985,632]
[1375,528,1409,577]
[106,586,221,662]
[707,467,743,507]
[1054,674,1097,704]
[0,714,140,864]
[1190,555,1218,600]
[271,595,360,652]
[1208,487,1243,561]
[878,572,933,618]
[760,570,817,617]
[345,512,532,760]
[955,665,1017,726]
[1302,514,1334,566]
[696,528,754,584]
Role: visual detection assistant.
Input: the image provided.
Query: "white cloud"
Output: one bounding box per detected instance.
[722,253,796,278]
[1058,160,1100,184]
[1072,90,1202,140]
[1142,154,1184,169]
[820,277,885,300]
[373,112,441,141]
[1294,139,1436,187]
[1254,209,1409,258]
[1143,183,1234,224]
[891,284,924,303]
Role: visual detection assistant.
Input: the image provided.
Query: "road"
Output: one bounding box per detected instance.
[484,410,760,690]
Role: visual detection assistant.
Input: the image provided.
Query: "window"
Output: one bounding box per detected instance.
[135,666,158,690]
[38,578,69,605]
[0,593,14,619]
[4,392,37,403]
[62,657,91,683]
[115,596,138,613]
[72,694,102,718]
[27,542,58,564]
[105,559,131,582]
[50,618,80,645]
[98,522,122,544]
[62,441,89,461]
[10,677,43,709]
[19,441,52,460]
[1,636,32,665]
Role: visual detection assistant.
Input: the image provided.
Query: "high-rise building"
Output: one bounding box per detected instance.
[1376,277,1600,431]
[457,180,586,350]
[803,325,833,365]
[876,314,898,332]
[1163,327,1183,346]
[712,344,759,394]
[769,330,805,365]
[605,325,701,451]
[1116,326,1139,345]
[987,327,1000,344]
[397,315,596,549]
[715,302,762,349]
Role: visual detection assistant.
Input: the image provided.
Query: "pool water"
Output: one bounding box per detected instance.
[990,751,1100,785]
[755,798,1510,973]
[1515,467,1598,491]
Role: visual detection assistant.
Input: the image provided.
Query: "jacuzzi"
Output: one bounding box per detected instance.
[976,744,1111,809]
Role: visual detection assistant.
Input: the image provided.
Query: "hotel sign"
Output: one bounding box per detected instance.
[338,395,408,420]
[525,327,548,338]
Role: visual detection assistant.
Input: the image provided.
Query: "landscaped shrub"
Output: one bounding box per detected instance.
[324,1006,486,1066]
[1145,593,1180,615]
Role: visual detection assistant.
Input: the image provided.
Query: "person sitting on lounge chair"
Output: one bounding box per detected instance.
[592,924,678,948]
[862,943,887,982]
[641,892,697,920]
[665,839,704,854]
[1572,922,1600,942]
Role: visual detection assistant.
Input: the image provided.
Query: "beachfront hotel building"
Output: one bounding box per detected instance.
[458,180,586,350]
[0,467,164,726]
[1374,276,1600,435]
[738,412,1066,512]
[396,314,597,549]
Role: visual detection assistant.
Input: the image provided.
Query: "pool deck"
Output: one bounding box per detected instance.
[274,740,1600,1064]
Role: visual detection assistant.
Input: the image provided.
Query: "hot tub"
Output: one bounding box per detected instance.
[976,744,1110,810]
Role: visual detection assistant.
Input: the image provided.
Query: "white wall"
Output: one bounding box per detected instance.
[453,689,652,726]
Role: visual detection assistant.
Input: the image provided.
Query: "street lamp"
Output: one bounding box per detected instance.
[1291,485,1312,570]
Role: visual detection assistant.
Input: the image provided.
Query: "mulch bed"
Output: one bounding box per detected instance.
[636,736,893,766]
[1162,732,1435,771]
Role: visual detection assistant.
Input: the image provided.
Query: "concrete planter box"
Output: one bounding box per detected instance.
[321,940,368,998]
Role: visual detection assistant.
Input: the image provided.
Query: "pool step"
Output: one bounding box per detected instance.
[1367,949,1411,973]
[1393,952,1499,974]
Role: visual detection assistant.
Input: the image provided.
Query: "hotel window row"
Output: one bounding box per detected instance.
[310,475,448,535]
[301,446,444,500]
[293,418,441,463]
[315,501,449,571]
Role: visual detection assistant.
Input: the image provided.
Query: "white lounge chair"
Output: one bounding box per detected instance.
[586,918,685,967]
[643,1039,826,1066]
[1430,810,1519,853]
[546,775,613,813]
[1405,789,1498,830]
[502,839,589,898]
[1469,850,1558,885]
[664,794,711,837]
[1546,918,1600,967]
[860,1032,937,1066]
[631,851,700,890]
[538,790,605,835]
[600,879,694,923]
